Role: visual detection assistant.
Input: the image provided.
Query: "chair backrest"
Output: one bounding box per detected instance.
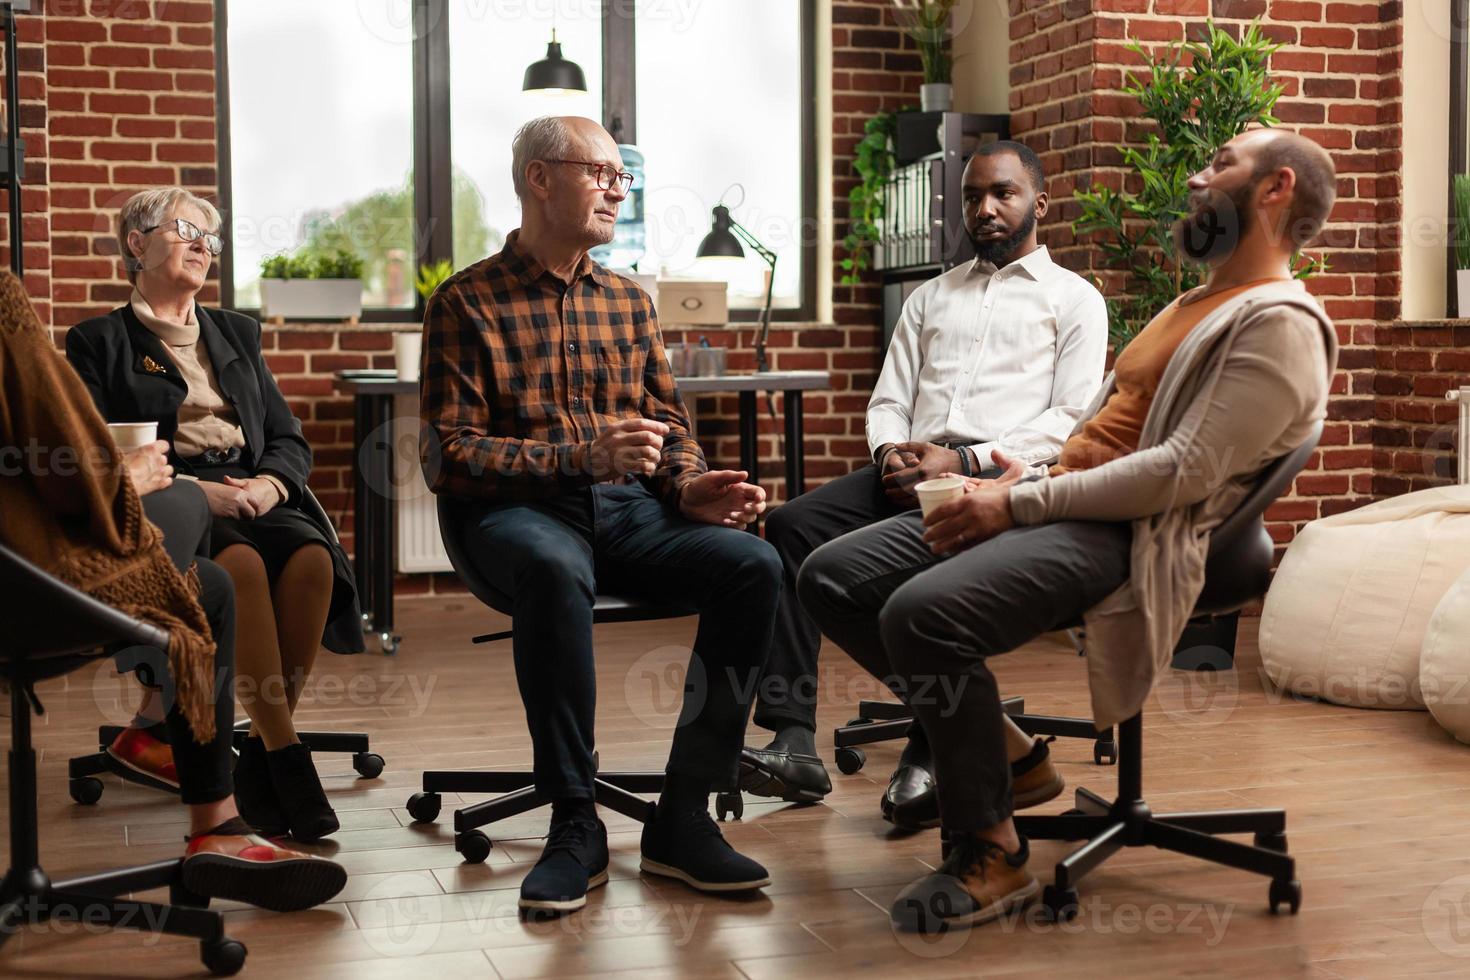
[299,486,340,546]
[1194,420,1323,616]
[0,541,169,664]
[435,495,695,624]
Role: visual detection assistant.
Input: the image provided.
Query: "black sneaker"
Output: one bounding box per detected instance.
[519,817,609,916]
[639,802,770,892]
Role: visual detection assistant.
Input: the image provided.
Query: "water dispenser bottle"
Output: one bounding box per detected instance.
[591,144,645,271]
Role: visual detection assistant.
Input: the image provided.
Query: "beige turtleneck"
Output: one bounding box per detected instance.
[131,289,286,504]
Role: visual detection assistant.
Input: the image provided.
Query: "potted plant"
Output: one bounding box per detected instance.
[1073,21,1320,352]
[893,0,958,112]
[258,247,366,322]
[414,259,456,302]
[1455,174,1470,316]
[841,110,901,285]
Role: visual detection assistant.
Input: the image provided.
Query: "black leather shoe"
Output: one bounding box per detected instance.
[738,746,832,802]
[881,763,938,830]
[519,817,609,917]
[233,737,289,838]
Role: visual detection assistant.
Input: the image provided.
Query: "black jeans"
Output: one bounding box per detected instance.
[451,482,783,799]
[797,512,1130,830]
[123,481,237,806]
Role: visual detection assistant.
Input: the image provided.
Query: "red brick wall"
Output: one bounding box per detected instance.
[1008,0,1410,554]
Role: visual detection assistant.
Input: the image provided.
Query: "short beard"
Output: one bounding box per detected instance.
[1172,184,1254,266]
[969,208,1037,267]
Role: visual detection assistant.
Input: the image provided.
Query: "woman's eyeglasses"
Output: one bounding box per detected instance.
[545,159,635,194]
[144,217,224,256]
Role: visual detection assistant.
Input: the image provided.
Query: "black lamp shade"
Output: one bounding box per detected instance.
[523,40,587,92]
[696,205,745,258]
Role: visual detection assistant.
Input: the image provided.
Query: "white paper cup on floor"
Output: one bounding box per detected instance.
[915,476,965,517]
[394,332,422,382]
[107,421,157,451]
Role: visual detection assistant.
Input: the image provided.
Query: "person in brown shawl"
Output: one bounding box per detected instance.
[0,269,345,912]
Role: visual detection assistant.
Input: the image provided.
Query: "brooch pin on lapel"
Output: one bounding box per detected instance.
[142,355,167,374]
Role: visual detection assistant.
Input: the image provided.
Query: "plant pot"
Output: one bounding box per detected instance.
[1458,269,1470,318]
[259,278,364,321]
[920,83,953,113]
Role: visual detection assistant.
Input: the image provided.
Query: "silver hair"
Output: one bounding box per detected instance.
[117,187,221,283]
[510,116,575,201]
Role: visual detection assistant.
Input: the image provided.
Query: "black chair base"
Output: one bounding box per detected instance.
[406,764,747,864]
[68,722,385,805]
[1012,714,1301,920]
[832,695,1118,776]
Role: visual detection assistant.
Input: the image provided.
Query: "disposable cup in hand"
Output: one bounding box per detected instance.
[107,421,158,451]
[915,476,964,517]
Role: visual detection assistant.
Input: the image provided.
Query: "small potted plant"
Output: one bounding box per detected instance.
[258,247,365,322]
[1455,174,1470,316]
[894,0,958,113]
[414,259,455,302]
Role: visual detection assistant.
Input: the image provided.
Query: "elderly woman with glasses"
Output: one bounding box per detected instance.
[65,187,364,843]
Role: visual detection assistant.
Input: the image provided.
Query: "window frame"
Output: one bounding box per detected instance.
[215,0,817,323]
[1450,0,1468,317]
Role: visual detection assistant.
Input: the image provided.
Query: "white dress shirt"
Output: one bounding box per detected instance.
[866,245,1109,469]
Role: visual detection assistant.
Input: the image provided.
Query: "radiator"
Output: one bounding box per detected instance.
[392,393,452,574]
[1448,386,1470,485]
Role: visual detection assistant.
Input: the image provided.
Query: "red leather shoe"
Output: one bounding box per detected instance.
[107,726,179,789]
[183,820,347,912]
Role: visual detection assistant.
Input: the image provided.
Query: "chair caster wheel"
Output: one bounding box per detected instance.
[1254,831,1287,853]
[715,791,744,821]
[1093,739,1117,766]
[378,632,400,655]
[353,752,386,779]
[1043,884,1079,922]
[456,830,493,864]
[1269,877,1301,914]
[835,747,866,775]
[69,777,103,805]
[406,792,441,823]
[201,938,247,976]
[845,717,874,728]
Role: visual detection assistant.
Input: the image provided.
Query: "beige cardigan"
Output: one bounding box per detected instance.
[1008,280,1339,728]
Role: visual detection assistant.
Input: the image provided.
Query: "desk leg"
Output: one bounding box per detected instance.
[784,390,805,499]
[352,393,373,634]
[371,393,399,654]
[738,390,758,533]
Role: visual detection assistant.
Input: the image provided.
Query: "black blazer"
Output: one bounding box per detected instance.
[65,304,312,499]
[66,303,365,654]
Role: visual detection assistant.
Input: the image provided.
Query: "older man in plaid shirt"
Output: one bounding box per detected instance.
[420,116,781,917]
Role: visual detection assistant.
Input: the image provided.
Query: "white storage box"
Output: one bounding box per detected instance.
[656,279,728,325]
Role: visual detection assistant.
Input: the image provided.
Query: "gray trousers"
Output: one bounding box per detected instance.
[797,512,1131,829]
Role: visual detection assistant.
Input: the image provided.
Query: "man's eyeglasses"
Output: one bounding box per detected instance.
[143,217,224,256]
[545,159,635,194]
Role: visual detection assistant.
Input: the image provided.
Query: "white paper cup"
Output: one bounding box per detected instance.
[915,476,965,517]
[107,421,157,451]
[394,331,422,382]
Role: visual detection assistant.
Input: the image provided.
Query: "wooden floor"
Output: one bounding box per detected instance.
[3,597,1469,978]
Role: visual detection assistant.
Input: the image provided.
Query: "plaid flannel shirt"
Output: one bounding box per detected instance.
[419,230,707,505]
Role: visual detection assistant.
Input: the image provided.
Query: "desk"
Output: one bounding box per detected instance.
[334,369,832,652]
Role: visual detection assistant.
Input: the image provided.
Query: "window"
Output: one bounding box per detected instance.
[221,2,416,311]
[219,1,814,319]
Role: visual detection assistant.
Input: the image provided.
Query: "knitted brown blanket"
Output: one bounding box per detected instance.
[0,270,216,740]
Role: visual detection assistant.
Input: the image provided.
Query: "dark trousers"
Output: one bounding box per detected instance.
[797,512,1130,830]
[755,465,905,731]
[123,481,237,806]
[452,482,783,800]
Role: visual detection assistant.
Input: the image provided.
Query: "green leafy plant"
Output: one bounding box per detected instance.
[1073,21,1319,350]
[259,247,364,281]
[892,0,959,84]
[1454,175,1470,271]
[415,259,456,300]
[841,109,902,285]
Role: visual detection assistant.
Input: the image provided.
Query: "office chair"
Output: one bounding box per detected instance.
[1015,421,1322,920]
[405,497,742,865]
[0,542,247,975]
[66,486,385,805]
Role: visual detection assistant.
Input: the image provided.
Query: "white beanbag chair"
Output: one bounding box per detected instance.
[1259,486,1470,710]
[1421,565,1470,743]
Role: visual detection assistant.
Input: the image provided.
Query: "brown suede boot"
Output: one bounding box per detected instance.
[890,833,1038,933]
[1011,737,1065,809]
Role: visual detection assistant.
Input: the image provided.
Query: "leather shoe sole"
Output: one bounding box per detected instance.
[738,747,831,803]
